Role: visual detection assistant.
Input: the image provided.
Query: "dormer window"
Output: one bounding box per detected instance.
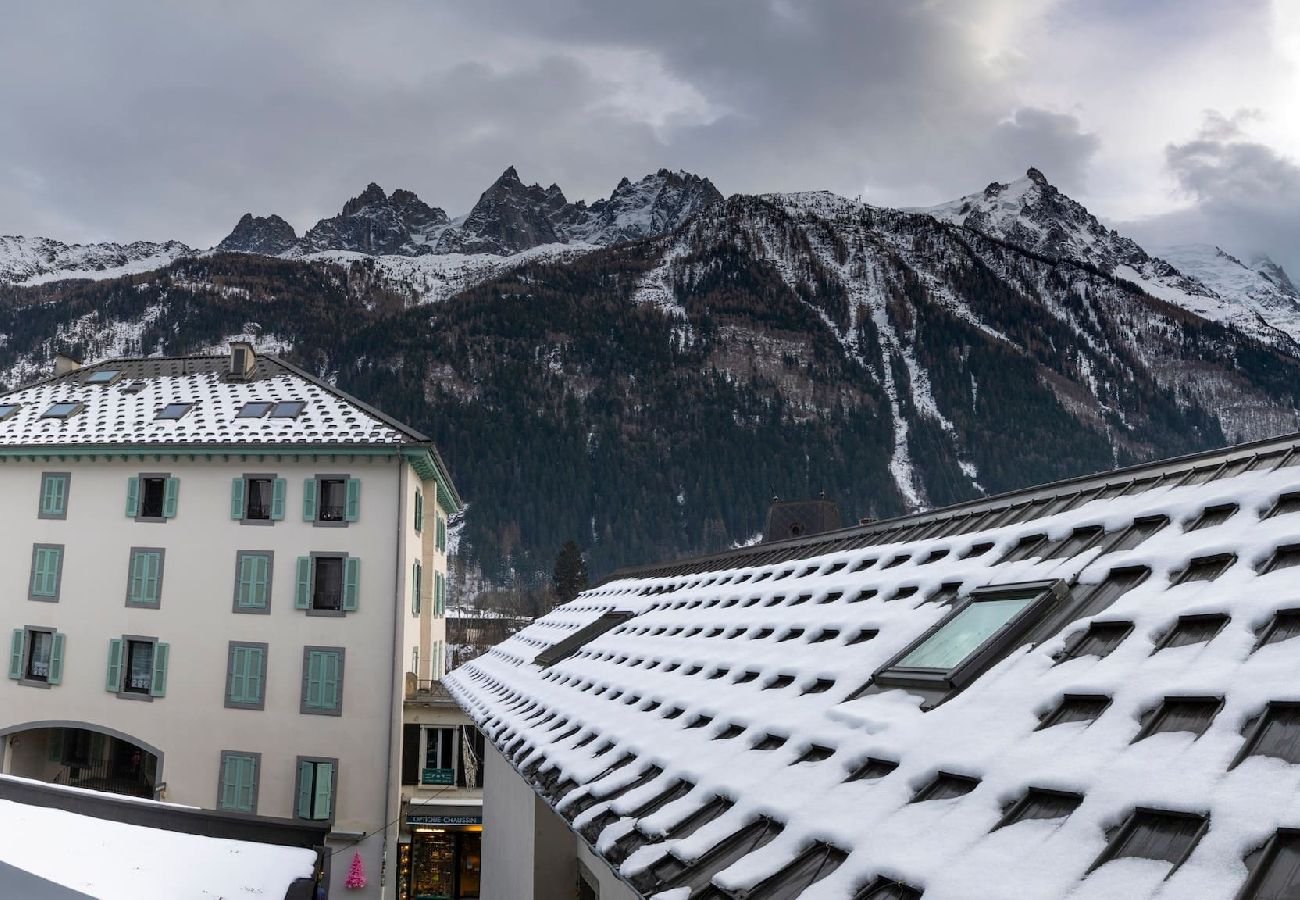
[237,401,272,418]
[41,402,82,419]
[271,400,305,419]
[155,403,193,421]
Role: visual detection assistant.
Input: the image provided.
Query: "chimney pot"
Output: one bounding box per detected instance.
[229,341,256,380]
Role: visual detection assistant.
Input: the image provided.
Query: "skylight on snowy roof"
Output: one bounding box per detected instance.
[237,401,273,418]
[155,402,193,421]
[533,611,635,667]
[84,369,120,384]
[0,403,19,421]
[41,402,82,419]
[270,400,305,419]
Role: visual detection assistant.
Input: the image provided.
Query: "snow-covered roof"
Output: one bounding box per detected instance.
[0,354,425,447]
[446,431,1300,899]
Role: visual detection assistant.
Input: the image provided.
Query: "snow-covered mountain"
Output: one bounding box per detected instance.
[0,235,193,286]
[918,168,1300,347]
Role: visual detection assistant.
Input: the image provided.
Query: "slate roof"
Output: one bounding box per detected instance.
[445,432,1300,899]
[0,355,424,447]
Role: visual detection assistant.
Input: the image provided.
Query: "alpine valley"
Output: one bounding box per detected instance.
[3,166,1300,597]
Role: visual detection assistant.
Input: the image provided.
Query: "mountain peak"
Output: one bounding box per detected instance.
[215,213,298,255]
[1025,166,1049,187]
[340,182,389,217]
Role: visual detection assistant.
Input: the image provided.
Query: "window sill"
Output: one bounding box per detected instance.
[300,706,343,717]
[27,595,59,603]
[306,608,347,618]
[312,520,350,529]
[17,678,52,690]
[115,690,155,703]
[239,517,275,527]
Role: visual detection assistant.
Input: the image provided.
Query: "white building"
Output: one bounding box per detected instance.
[0,346,461,900]
[447,433,1300,899]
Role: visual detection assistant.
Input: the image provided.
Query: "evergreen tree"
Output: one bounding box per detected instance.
[552,540,589,605]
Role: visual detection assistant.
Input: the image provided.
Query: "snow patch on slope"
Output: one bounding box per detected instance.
[0,236,193,285]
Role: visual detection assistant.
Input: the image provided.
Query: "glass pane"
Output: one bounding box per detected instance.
[897,596,1034,670]
[27,632,52,679]
[126,642,154,692]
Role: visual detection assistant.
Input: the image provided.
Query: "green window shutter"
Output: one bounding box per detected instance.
[32,547,60,598]
[220,758,239,809]
[302,478,318,521]
[438,517,446,552]
[48,633,64,685]
[295,557,311,609]
[222,755,256,812]
[128,552,144,603]
[149,642,169,697]
[8,630,23,680]
[344,478,361,522]
[313,762,334,819]
[48,729,64,762]
[237,555,270,609]
[414,490,423,533]
[271,478,286,521]
[236,556,254,608]
[163,477,180,518]
[129,551,161,605]
[41,475,67,516]
[230,478,245,520]
[322,652,340,710]
[228,647,246,702]
[305,651,322,708]
[146,551,161,602]
[125,477,140,517]
[296,760,314,818]
[343,557,360,611]
[247,647,263,703]
[412,562,421,616]
[105,638,123,692]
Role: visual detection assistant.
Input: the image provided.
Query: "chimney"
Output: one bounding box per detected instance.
[54,353,82,377]
[761,496,842,543]
[228,341,255,380]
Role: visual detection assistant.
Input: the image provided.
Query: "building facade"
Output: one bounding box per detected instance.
[0,348,460,900]
[447,433,1300,899]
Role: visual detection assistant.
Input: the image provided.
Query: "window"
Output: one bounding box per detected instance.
[867,580,1064,699]
[84,369,120,384]
[411,560,423,616]
[38,472,70,519]
[125,548,164,607]
[1239,831,1300,899]
[295,555,359,614]
[155,402,192,420]
[231,475,285,523]
[236,401,272,418]
[301,646,344,715]
[217,751,260,813]
[1154,614,1229,651]
[233,551,273,613]
[997,788,1083,827]
[414,488,424,533]
[8,627,64,686]
[1233,703,1300,767]
[127,474,179,521]
[28,544,64,601]
[1038,694,1111,729]
[304,476,359,524]
[295,758,336,821]
[41,402,82,419]
[0,403,20,420]
[423,727,458,785]
[225,642,268,710]
[913,773,979,802]
[271,400,305,418]
[107,637,168,698]
[1136,697,1222,740]
[1090,809,1206,872]
[1061,621,1132,661]
[437,515,448,552]
[435,571,446,616]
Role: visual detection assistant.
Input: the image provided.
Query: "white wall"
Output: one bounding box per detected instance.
[0,454,432,900]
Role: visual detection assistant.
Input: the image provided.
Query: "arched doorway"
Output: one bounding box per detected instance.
[1,722,162,799]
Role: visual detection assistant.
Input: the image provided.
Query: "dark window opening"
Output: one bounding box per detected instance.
[25,630,52,682]
[245,478,273,520]
[124,640,154,694]
[1175,554,1235,584]
[1092,809,1206,871]
[1156,614,1230,651]
[1038,694,1111,729]
[913,773,979,802]
[997,788,1083,827]
[1234,703,1300,767]
[317,478,347,522]
[313,557,344,611]
[139,477,166,519]
[1136,697,1222,741]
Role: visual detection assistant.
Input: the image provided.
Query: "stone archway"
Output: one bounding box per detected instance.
[0,721,164,799]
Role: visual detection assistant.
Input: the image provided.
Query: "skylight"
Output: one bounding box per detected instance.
[237,401,273,418]
[84,369,121,384]
[533,611,635,667]
[270,400,306,418]
[155,402,193,421]
[0,403,19,421]
[40,402,82,419]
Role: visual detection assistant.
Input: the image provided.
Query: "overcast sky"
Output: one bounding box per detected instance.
[1,0,1296,271]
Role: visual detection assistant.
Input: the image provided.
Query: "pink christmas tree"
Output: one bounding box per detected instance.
[344,852,367,890]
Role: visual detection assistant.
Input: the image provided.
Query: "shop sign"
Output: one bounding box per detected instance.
[421,767,455,785]
[408,814,482,826]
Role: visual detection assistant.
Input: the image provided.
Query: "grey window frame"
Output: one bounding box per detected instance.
[307,551,349,617]
[867,579,1066,697]
[116,634,159,702]
[124,547,166,609]
[239,473,277,525]
[293,755,339,822]
[155,402,193,421]
[134,472,171,523]
[28,543,65,602]
[0,403,20,420]
[40,401,83,419]
[270,400,305,419]
[312,474,350,528]
[37,472,71,520]
[18,625,56,690]
[224,641,269,710]
[232,550,274,614]
[299,645,346,716]
[237,401,272,418]
[216,750,262,814]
